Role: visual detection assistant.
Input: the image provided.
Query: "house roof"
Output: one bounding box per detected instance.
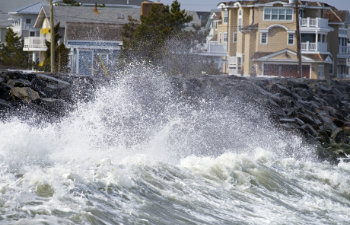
[65,22,123,41]
[253,49,329,63]
[219,0,332,8]
[71,0,143,5]
[303,54,330,61]
[324,8,350,23]
[34,6,140,28]
[8,2,42,15]
[242,23,258,31]
[0,0,43,28]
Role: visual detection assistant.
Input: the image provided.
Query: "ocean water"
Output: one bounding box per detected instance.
[0,66,349,225]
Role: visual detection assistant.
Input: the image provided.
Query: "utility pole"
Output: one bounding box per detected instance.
[50,0,55,73]
[295,0,302,78]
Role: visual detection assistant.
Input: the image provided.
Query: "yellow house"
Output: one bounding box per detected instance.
[210,0,350,79]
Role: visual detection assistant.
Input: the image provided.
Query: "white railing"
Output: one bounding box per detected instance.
[338,46,350,55]
[207,41,227,55]
[12,25,21,34]
[23,24,32,30]
[23,37,47,51]
[300,17,329,29]
[347,58,350,66]
[339,29,348,36]
[301,42,327,52]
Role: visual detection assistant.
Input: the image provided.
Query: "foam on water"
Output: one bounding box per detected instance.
[0,65,349,224]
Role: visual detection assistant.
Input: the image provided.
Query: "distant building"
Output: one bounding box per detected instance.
[205,0,350,79]
[27,5,140,75]
[65,22,123,75]
[8,2,42,39]
[0,0,43,44]
[56,0,143,7]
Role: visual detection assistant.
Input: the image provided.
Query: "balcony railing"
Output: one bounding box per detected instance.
[338,46,350,55]
[207,41,227,56]
[23,37,47,51]
[301,42,327,52]
[339,29,348,36]
[12,25,21,34]
[300,17,329,29]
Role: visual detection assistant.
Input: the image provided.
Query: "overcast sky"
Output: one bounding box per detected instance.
[159,0,350,12]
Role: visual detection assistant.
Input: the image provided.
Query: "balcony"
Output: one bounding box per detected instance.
[206,41,227,56]
[300,17,328,28]
[300,17,332,33]
[339,28,348,37]
[23,37,47,51]
[12,25,21,35]
[301,42,327,53]
[338,46,350,57]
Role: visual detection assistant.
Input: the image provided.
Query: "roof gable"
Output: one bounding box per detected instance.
[253,49,315,62]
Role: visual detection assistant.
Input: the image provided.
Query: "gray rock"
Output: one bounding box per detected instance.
[10,87,40,103]
[7,79,31,87]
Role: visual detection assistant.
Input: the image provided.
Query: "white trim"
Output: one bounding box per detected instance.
[263,7,293,22]
[224,32,228,42]
[217,3,226,9]
[254,49,315,62]
[260,32,268,45]
[287,33,294,46]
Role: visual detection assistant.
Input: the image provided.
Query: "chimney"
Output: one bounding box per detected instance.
[141,1,163,17]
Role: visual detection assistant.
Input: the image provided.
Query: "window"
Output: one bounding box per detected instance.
[224,9,228,24]
[329,63,333,74]
[238,9,242,32]
[288,33,294,45]
[261,32,267,45]
[26,19,31,24]
[271,8,278,20]
[233,32,237,43]
[264,7,293,21]
[224,32,228,42]
[279,9,286,20]
[264,8,271,20]
[238,18,242,32]
[30,31,35,37]
[219,32,222,43]
[286,9,293,20]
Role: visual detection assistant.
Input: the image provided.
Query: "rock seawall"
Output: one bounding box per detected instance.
[1,71,350,162]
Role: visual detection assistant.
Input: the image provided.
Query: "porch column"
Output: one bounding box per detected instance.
[315,31,318,52]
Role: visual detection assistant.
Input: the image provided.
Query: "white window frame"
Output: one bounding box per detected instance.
[238,9,242,32]
[233,32,237,43]
[263,7,293,21]
[224,9,228,24]
[288,33,294,45]
[260,32,268,45]
[224,32,228,42]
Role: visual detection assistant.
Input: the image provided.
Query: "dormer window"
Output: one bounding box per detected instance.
[264,7,293,21]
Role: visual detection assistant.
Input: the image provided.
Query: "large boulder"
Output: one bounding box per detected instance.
[10,87,40,103]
